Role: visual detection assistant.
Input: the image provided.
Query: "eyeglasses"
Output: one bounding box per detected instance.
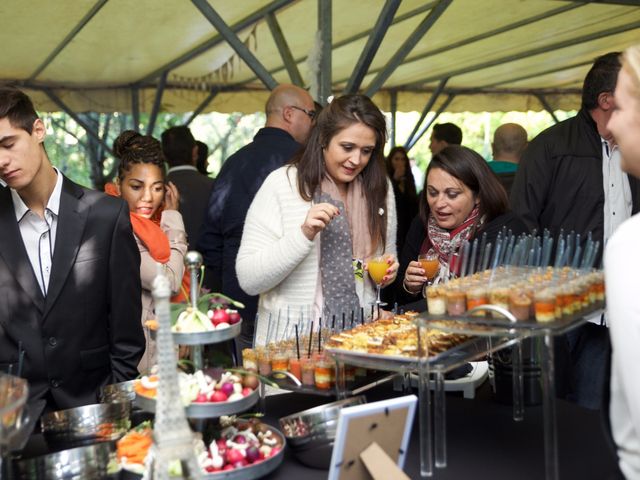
[290,105,316,120]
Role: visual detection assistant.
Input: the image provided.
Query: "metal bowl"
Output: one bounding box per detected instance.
[100,380,137,404]
[41,402,131,447]
[278,396,366,469]
[13,441,120,479]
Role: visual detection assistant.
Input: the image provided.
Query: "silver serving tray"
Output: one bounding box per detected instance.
[121,427,286,480]
[171,321,241,345]
[135,386,259,418]
[202,427,286,480]
[14,441,120,479]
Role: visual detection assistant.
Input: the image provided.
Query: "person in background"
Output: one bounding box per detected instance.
[429,122,462,156]
[195,140,209,176]
[162,126,214,250]
[236,94,398,345]
[386,146,418,255]
[489,123,528,196]
[111,130,188,373]
[398,145,528,304]
[604,44,640,479]
[0,87,144,413]
[511,52,640,410]
[197,84,315,351]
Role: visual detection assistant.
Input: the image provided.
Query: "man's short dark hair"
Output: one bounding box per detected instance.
[582,52,621,111]
[0,86,39,133]
[432,123,462,145]
[161,126,196,167]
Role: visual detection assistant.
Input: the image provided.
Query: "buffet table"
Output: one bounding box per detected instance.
[260,381,618,480]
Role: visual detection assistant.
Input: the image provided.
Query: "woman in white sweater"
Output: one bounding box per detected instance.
[237,95,398,345]
[605,45,640,479]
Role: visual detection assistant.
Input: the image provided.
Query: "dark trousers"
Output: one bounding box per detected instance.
[556,323,610,410]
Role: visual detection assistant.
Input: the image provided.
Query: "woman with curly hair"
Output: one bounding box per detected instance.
[110,130,188,372]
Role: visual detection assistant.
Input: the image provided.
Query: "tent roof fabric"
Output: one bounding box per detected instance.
[2,0,639,114]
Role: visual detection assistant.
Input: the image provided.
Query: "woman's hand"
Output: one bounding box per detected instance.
[363,255,399,288]
[301,202,340,241]
[403,260,427,294]
[164,181,180,211]
[380,255,399,288]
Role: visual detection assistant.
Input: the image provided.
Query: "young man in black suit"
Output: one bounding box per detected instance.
[0,87,145,412]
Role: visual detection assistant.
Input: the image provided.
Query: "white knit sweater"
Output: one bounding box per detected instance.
[236,166,397,345]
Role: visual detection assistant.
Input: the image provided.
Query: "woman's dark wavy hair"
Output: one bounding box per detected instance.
[419,145,509,227]
[114,130,166,181]
[290,94,388,253]
[385,146,417,198]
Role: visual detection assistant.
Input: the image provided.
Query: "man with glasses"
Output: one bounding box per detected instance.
[197,84,315,351]
[0,87,144,413]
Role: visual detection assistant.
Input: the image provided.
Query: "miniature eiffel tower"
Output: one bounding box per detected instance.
[145,266,202,480]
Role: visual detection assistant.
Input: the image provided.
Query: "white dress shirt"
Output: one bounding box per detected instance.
[11,168,63,296]
[602,139,632,247]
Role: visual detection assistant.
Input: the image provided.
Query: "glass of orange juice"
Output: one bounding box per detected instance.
[367,255,388,307]
[418,252,440,285]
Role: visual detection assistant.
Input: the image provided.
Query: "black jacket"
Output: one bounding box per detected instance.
[0,178,144,412]
[510,108,640,260]
[196,128,302,342]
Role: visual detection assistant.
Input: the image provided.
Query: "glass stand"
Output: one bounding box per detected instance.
[416,306,601,480]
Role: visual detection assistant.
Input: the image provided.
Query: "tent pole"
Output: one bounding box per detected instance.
[266,12,303,87]
[191,0,278,90]
[346,3,582,87]
[390,90,398,149]
[364,0,452,98]
[344,0,401,95]
[404,77,448,148]
[406,20,640,88]
[29,0,108,81]
[42,88,114,156]
[535,94,560,124]
[240,2,438,87]
[131,87,140,133]
[138,0,294,85]
[185,88,220,126]
[317,0,332,104]
[147,72,168,136]
[407,94,455,151]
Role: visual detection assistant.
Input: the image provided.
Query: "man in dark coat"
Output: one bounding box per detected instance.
[511,52,640,409]
[197,84,315,350]
[162,125,214,250]
[0,87,144,413]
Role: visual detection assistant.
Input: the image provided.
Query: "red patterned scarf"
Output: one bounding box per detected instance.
[420,205,481,271]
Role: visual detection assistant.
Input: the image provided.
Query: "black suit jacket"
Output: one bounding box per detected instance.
[0,177,145,411]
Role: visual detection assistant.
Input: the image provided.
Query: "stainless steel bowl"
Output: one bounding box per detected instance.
[41,402,130,446]
[278,396,366,469]
[100,380,136,404]
[13,441,120,479]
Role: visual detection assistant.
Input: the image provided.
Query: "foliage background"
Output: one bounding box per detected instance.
[43,108,574,190]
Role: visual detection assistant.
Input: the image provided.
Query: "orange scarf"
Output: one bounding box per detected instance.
[105,183,189,303]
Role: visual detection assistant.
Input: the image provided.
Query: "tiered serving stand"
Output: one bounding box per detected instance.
[132,252,285,479]
[326,301,603,480]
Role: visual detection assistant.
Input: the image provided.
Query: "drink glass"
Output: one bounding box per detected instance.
[367,256,388,307]
[418,252,440,285]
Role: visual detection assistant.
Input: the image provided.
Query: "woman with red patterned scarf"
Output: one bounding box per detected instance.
[108,130,188,373]
[397,145,529,305]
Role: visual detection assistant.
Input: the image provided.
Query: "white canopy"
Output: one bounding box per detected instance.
[2,0,639,114]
